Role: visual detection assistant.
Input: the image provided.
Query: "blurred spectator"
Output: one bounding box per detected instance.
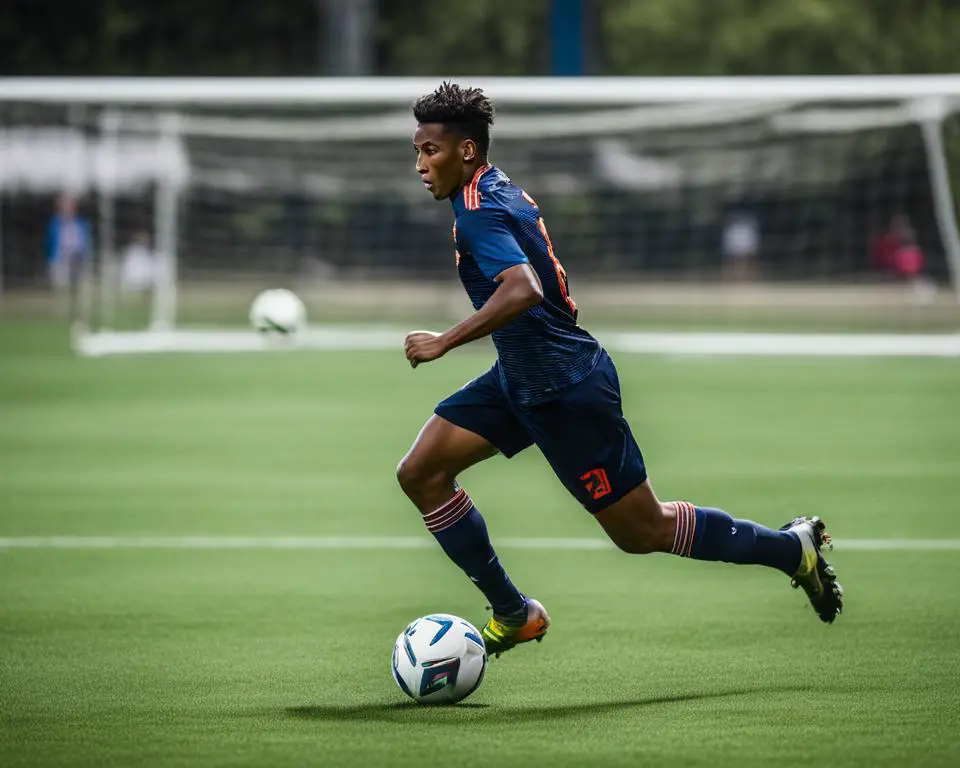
[120,229,156,295]
[721,209,760,281]
[871,214,935,303]
[46,193,92,320]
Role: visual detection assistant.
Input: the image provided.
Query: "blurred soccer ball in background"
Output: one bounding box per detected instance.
[249,288,307,335]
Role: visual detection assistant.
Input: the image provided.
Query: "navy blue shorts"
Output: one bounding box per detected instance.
[434,350,647,513]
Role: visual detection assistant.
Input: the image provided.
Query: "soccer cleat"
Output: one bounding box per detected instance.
[781,516,844,624]
[480,598,550,658]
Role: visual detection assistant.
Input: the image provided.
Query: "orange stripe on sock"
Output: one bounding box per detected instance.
[685,503,697,557]
[423,489,465,522]
[426,495,472,532]
[669,501,697,557]
[671,502,686,555]
[423,489,473,532]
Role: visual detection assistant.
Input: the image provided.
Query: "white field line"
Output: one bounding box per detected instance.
[0,536,958,551]
[73,328,960,358]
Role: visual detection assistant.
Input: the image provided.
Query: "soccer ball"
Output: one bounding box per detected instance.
[391,614,487,705]
[249,288,307,335]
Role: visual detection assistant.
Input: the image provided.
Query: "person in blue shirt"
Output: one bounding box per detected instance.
[398,83,843,657]
[46,193,92,322]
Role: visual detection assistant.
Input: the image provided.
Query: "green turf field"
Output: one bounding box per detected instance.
[2,321,959,767]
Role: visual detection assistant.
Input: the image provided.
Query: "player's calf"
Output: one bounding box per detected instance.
[664,501,802,575]
[407,484,527,621]
[593,483,677,554]
[397,417,527,622]
[594,484,804,577]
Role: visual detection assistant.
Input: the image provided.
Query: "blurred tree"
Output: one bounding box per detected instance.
[0,0,958,77]
[599,0,960,75]
[375,0,549,76]
[0,0,319,76]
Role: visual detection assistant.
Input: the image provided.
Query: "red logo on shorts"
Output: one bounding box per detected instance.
[580,468,612,501]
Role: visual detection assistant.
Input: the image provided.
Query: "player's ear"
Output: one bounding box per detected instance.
[460,138,478,164]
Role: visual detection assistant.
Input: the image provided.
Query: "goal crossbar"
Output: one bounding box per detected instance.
[2,75,960,105]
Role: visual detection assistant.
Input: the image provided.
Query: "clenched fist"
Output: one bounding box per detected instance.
[404,330,448,368]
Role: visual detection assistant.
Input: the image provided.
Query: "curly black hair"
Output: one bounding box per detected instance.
[413,82,495,156]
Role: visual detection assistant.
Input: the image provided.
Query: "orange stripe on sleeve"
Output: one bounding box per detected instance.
[464,164,491,211]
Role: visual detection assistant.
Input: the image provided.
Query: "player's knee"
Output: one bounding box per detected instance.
[604,503,674,555]
[611,536,656,555]
[396,453,448,503]
[395,454,421,497]
[612,520,666,554]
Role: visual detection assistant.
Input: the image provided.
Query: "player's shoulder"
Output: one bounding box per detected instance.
[456,166,540,239]
[462,166,530,214]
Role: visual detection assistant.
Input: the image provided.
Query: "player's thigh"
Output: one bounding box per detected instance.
[399,414,499,488]
[398,366,531,500]
[521,351,648,514]
[431,365,533,462]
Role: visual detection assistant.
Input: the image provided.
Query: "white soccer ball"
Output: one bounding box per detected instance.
[249,288,307,335]
[391,614,487,705]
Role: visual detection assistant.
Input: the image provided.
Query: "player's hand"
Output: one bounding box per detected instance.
[404,330,448,368]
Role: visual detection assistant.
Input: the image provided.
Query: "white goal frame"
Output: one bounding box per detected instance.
[2,75,959,357]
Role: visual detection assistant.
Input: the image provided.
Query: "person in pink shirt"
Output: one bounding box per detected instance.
[871,214,935,301]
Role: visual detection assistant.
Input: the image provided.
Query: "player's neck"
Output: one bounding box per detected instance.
[452,159,490,200]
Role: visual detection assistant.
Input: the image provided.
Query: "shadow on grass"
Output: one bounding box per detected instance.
[285,686,813,724]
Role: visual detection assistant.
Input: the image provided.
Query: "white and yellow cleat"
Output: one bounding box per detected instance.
[782,516,844,624]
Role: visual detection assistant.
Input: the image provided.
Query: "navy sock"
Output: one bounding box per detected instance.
[423,488,526,617]
[669,501,801,576]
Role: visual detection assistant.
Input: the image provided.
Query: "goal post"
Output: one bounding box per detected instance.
[0,75,958,356]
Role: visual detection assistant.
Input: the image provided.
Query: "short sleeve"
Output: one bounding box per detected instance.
[456,208,529,281]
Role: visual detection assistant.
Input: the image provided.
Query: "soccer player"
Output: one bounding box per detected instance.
[398,83,843,657]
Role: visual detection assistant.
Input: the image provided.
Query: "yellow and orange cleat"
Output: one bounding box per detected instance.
[480,598,551,658]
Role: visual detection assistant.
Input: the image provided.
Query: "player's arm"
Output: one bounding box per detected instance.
[405,209,543,368]
[405,263,543,368]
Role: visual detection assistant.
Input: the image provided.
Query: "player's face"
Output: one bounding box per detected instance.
[413,123,471,201]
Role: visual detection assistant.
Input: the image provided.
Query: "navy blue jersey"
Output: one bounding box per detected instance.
[452,164,601,405]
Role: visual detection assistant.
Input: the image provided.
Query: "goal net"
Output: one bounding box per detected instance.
[1,77,958,356]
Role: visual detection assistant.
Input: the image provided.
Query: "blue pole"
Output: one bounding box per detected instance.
[550,0,584,76]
